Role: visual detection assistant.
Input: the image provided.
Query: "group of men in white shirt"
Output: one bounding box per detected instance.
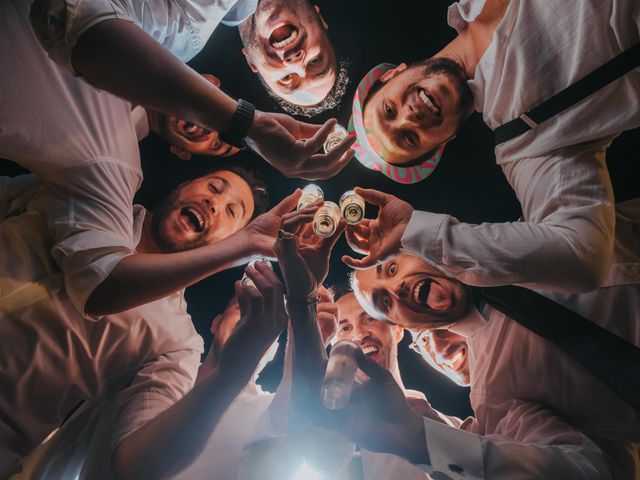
[1,0,639,478]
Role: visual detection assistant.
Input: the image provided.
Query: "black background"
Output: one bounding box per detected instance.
[2,0,639,419]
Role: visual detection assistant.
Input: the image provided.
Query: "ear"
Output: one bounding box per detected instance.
[201,73,222,88]
[380,63,408,83]
[314,5,329,30]
[393,326,405,344]
[241,48,258,73]
[210,314,222,335]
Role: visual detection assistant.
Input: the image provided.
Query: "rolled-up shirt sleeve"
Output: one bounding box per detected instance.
[44,159,142,318]
[111,340,203,450]
[401,141,615,293]
[417,402,611,480]
[29,0,244,73]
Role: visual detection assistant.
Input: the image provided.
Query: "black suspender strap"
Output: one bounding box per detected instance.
[479,285,640,412]
[494,42,640,146]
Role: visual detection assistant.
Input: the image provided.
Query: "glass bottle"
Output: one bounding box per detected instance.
[297,184,324,210]
[339,190,365,225]
[313,201,340,238]
[322,340,359,410]
[323,124,348,154]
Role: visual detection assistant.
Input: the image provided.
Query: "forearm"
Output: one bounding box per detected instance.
[288,303,328,391]
[86,231,253,316]
[402,209,613,293]
[71,19,236,132]
[112,366,249,480]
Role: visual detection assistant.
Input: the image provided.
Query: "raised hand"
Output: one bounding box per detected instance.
[329,349,428,464]
[273,204,345,300]
[342,187,414,269]
[317,286,339,345]
[240,189,305,259]
[218,262,287,378]
[246,112,356,181]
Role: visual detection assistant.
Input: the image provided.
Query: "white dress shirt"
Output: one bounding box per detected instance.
[30,0,257,71]
[401,0,640,294]
[413,202,640,480]
[0,184,203,478]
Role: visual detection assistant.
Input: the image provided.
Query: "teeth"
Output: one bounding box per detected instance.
[272,28,298,49]
[418,89,439,114]
[186,207,204,231]
[413,280,429,306]
[362,345,379,356]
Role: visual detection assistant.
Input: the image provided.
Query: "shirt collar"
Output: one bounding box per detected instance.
[448,304,489,339]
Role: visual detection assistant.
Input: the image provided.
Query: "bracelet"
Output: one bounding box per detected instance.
[219,99,255,149]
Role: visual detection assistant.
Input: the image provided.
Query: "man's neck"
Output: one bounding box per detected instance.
[137,212,161,254]
[435,0,510,79]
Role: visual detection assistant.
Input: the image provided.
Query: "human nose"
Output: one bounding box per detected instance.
[400,104,424,127]
[395,281,410,299]
[202,197,218,215]
[284,47,305,64]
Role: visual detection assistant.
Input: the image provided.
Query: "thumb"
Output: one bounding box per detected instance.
[297,117,336,140]
[354,348,392,382]
[354,187,394,207]
[302,118,339,153]
[341,254,378,270]
[270,189,302,216]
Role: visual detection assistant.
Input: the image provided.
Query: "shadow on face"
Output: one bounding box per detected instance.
[239,0,337,106]
[352,253,469,330]
[334,292,403,370]
[412,329,470,387]
[363,58,473,165]
[155,74,240,159]
[150,170,255,253]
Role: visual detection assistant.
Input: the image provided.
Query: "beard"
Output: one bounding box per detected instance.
[419,57,474,116]
[150,192,212,253]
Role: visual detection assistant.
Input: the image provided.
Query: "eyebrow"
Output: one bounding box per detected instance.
[215,176,247,219]
[376,264,382,277]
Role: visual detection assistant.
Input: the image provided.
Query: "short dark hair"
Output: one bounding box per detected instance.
[329,281,352,302]
[259,58,350,118]
[178,159,270,219]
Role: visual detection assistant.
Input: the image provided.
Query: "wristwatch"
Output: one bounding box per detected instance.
[219,99,255,149]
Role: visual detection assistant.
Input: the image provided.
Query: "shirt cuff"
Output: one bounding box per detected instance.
[419,418,485,480]
[400,210,448,262]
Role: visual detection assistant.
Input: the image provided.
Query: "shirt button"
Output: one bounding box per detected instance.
[449,464,465,475]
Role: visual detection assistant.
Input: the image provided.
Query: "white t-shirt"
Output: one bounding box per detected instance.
[30,0,257,71]
[0,187,203,479]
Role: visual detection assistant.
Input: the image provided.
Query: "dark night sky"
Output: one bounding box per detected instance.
[2,0,639,419]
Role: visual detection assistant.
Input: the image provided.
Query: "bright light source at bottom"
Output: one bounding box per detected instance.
[292,461,322,480]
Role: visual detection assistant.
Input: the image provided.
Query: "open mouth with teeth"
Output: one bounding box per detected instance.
[411,279,452,311]
[181,122,212,142]
[417,88,441,117]
[180,206,206,233]
[442,346,466,372]
[269,24,300,50]
[361,343,381,361]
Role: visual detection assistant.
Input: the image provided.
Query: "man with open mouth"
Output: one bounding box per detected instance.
[347,249,640,479]
[0,159,335,477]
[344,0,640,304]
[238,0,348,117]
[411,329,470,388]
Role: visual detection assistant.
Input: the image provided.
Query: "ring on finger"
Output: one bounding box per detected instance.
[277,229,296,240]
